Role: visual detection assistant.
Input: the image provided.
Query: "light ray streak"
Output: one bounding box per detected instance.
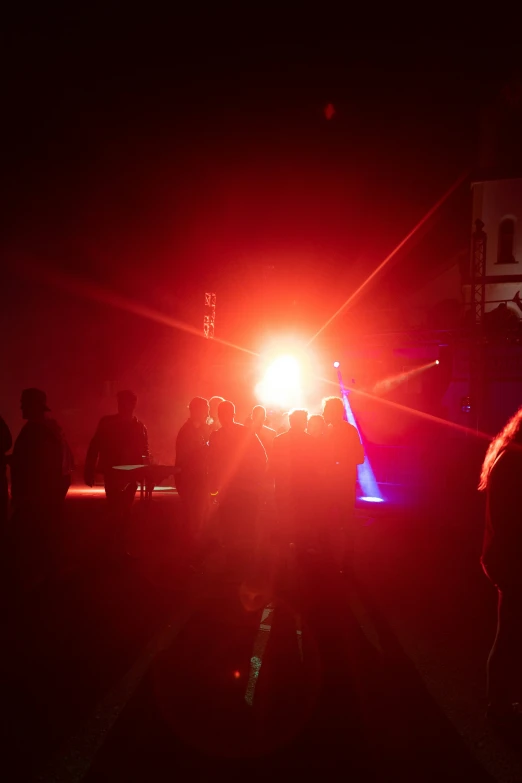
[372,360,439,396]
[19,258,258,357]
[320,376,493,442]
[307,169,470,347]
[336,368,382,500]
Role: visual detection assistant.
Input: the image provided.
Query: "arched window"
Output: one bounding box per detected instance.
[497,218,516,264]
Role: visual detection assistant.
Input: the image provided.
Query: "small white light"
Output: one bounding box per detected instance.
[333,361,340,368]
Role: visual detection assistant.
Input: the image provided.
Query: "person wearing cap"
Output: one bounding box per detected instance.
[84,390,149,515]
[10,389,73,516]
[0,414,12,530]
[9,389,74,588]
[10,388,74,588]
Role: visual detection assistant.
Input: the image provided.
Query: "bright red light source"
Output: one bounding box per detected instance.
[234,670,241,679]
[255,354,302,409]
[324,103,335,120]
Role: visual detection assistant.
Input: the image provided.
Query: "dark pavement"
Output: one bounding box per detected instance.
[1,486,520,782]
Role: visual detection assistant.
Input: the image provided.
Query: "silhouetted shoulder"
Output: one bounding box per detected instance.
[176,420,191,437]
[343,420,359,437]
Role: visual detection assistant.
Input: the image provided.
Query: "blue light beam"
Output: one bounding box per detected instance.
[336,368,384,503]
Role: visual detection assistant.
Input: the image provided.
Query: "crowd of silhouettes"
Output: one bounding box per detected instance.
[175,395,365,578]
[1,388,150,583]
[3,383,522,729]
[1,388,364,583]
[1,389,74,589]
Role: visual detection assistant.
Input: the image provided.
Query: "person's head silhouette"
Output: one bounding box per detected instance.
[288,409,308,432]
[20,388,50,422]
[209,396,225,422]
[251,405,266,430]
[189,397,209,428]
[307,414,326,438]
[218,400,235,427]
[322,396,345,425]
[117,390,137,419]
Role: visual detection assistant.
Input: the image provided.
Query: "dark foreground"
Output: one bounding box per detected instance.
[1,486,521,783]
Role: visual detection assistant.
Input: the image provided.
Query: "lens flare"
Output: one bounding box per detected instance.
[372,360,439,396]
[16,256,258,357]
[255,354,302,409]
[307,169,470,347]
[320,375,493,442]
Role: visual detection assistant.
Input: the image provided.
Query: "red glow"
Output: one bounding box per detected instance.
[307,169,471,346]
[233,670,241,679]
[372,360,439,396]
[256,354,302,409]
[320,376,493,442]
[17,256,259,358]
[324,103,335,120]
[66,486,107,496]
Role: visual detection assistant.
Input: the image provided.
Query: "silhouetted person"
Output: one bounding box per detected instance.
[175,397,210,545]
[0,415,12,531]
[11,389,73,515]
[307,413,326,440]
[10,389,74,587]
[84,390,149,517]
[306,413,329,540]
[272,409,316,549]
[246,405,277,455]
[206,396,225,438]
[479,407,522,727]
[245,405,277,500]
[208,400,267,574]
[322,396,364,574]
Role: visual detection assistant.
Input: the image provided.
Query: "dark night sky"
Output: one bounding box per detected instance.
[1,19,520,445]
